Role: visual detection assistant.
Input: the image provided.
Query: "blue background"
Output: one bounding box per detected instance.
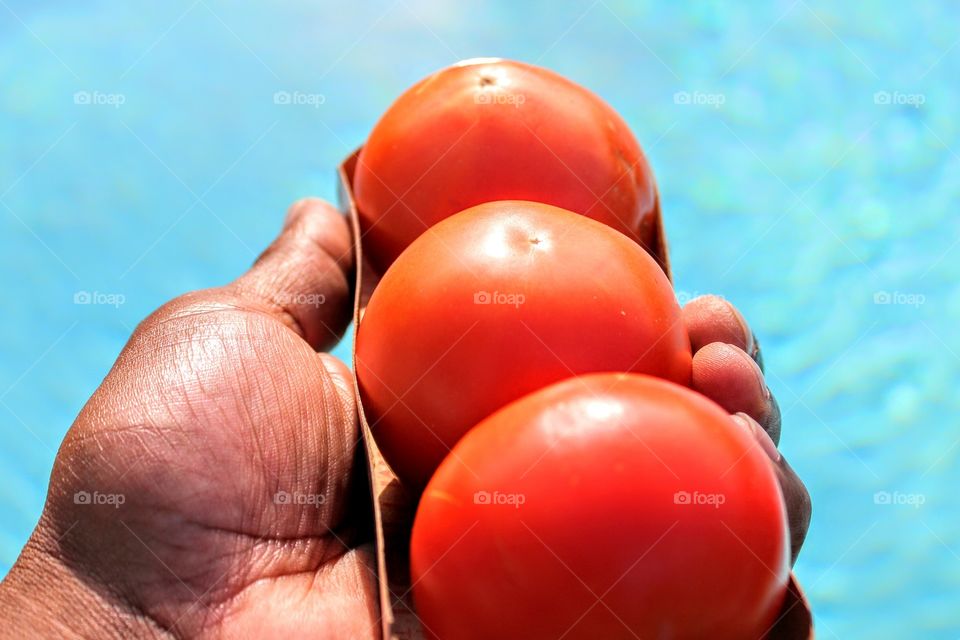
[1,1,957,636]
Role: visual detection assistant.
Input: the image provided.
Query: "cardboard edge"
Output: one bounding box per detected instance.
[337,152,394,639]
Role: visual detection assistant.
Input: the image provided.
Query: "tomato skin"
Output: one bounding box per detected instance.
[356,201,691,489]
[411,373,790,640]
[354,58,659,272]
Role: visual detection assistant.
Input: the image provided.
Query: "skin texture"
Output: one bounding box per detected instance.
[356,201,692,490]
[0,198,810,638]
[353,58,660,272]
[412,374,790,640]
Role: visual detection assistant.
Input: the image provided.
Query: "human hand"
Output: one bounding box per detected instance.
[0,198,379,639]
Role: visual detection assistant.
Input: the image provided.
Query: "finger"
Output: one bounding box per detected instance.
[231,197,355,351]
[682,295,762,369]
[691,342,781,444]
[731,413,811,566]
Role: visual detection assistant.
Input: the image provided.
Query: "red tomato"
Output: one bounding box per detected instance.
[354,58,660,272]
[411,373,790,640]
[355,201,691,489]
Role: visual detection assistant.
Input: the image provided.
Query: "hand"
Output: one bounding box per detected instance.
[0,198,379,639]
[683,295,812,565]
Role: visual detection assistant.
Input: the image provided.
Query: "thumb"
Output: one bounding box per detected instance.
[231,197,355,351]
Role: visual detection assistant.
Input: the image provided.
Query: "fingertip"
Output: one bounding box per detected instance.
[692,342,771,426]
[282,197,353,271]
[682,295,755,356]
[285,196,338,221]
[233,198,355,351]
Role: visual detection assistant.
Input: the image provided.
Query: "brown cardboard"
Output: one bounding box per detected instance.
[339,149,814,640]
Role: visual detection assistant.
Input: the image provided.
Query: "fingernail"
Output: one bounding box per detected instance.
[731,412,780,462]
[746,353,771,402]
[752,335,765,373]
[725,300,755,356]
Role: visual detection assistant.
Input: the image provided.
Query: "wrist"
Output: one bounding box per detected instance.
[0,516,167,639]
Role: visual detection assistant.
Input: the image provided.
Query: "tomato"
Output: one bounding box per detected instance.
[354,57,660,272]
[411,373,790,640]
[355,201,690,489]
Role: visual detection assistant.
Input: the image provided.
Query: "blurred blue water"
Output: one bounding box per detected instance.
[1,1,957,636]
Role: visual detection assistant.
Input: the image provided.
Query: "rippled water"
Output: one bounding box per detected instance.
[1,1,957,636]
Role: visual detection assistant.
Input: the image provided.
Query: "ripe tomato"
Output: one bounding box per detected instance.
[354,57,660,271]
[411,373,790,640]
[355,201,690,489]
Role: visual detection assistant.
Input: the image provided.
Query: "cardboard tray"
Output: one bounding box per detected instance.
[337,149,814,640]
